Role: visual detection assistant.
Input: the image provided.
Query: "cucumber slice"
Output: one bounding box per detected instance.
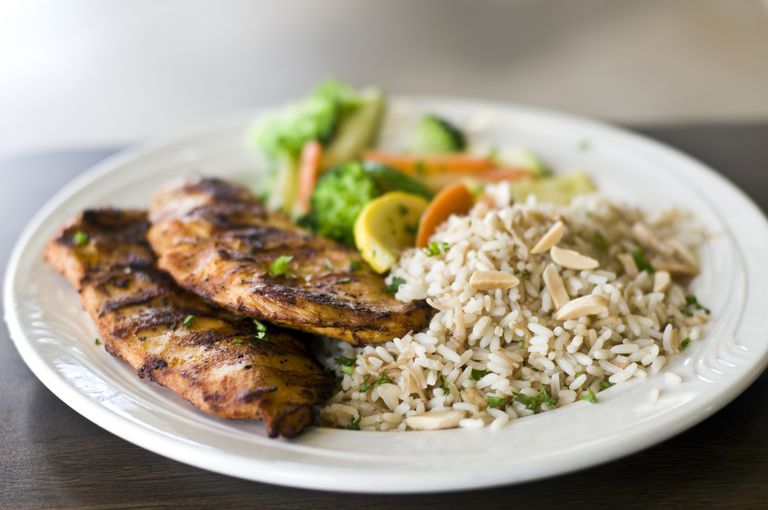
[509,170,595,204]
[497,147,553,177]
[363,162,433,199]
[411,115,466,154]
[265,153,300,216]
[322,88,385,168]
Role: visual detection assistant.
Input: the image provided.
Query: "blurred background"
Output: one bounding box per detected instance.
[1,0,767,158]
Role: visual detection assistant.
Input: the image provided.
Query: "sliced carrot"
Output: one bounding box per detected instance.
[474,167,532,183]
[416,181,475,248]
[363,150,493,176]
[296,140,323,214]
[420,166,532,191]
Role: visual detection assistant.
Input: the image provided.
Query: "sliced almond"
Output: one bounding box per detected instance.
[405,410,465,431]
[667,239,699,268]
[632,222,674,256]
[554,295,609,321]
[662,324,680,355]
[543,263,570,309]
[469,270,520,290]
[653,270,671,293]
[531,221,565,254]
[493,349,523,369]
[460,388,487,407]
[402,369,421,396]
[550,246,599,270]
[403,368,427,401]
[374,383,401,410]
[653,260,699,276]
[617,253,639,278]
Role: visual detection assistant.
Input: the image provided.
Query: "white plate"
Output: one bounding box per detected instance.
[6,98,768,493]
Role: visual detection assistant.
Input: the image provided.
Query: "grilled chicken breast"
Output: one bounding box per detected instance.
[147,178,431,345]
[44,209,332,438]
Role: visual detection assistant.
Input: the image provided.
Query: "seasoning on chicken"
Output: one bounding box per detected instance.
[147,178,431,345]
[44,208,332,438]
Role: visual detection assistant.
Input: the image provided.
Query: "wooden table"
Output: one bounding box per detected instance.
[2,124,768,509]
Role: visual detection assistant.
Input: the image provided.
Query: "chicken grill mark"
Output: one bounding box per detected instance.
[148,178,431,345]
[44,208,332,438]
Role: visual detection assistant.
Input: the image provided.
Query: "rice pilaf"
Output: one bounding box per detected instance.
[320,184,710,431]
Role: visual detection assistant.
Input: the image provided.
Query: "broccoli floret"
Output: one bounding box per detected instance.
[313,79,366,113]
[309,162,432,245]
[250,80,387,216]
[311,163,378,245]
[250,95,337,160]
[249,79,365,160]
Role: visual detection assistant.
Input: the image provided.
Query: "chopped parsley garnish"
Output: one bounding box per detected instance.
[681,337,692,348]
[439,375,450,395]
[269,255,294,277]
[323,257,333,270]
[593,233,608,253]
[520,270,532,280]
[335,355,356,366]
[253,319,268,341]
[582,388,598,404]
[335,356,356,376]
[513,388,557,413]
[631,247,655,273]
[486,395,508,409]
[404,223,418,236]
[348,413,361,430]
[349,260,361,272]
[512,393,539,411]
[359,372,392,391]
[397,204,409,216]
[358,375,372,392]
[423,241,450,257]
[73,230,89,246]
[385,276,406,294]
[684,294,710,315]
[541,388,559,407]
[182,315,196,327]
[94,338,101,345]
[578,139,591,151]
[599,380,613,390]
[374,372,392,386]
[231,338,244,345]
[470,369,489,381]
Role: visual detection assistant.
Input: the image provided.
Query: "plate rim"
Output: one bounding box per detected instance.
[5,96,768,493]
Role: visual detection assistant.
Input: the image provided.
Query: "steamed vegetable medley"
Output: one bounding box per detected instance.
[249,79,595,273]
